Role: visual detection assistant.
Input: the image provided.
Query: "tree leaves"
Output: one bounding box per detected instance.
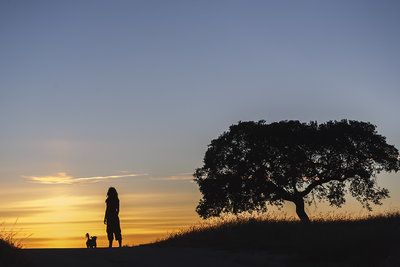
[195,120,399,220]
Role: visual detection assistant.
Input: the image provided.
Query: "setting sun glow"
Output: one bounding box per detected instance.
[0,169,204,248]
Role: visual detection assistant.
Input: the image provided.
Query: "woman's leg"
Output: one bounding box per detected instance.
[114,218,122,247]
[107,230,113,248]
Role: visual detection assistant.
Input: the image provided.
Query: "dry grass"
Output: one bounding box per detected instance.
[0,220,32,249]
[0,221,32,267]
[150,211,400,266]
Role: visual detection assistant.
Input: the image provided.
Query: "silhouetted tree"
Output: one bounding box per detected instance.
[194,120,399,222]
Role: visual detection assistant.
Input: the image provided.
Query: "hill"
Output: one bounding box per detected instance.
[150,212,400,266]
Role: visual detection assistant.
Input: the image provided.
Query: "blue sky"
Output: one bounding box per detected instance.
[1,0,400,247]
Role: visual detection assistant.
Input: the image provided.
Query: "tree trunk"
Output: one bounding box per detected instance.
[294,197,310,223]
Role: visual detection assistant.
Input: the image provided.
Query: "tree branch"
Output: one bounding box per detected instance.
[300,176,347,197]
[266,181,294,201]
[300,179,324,197]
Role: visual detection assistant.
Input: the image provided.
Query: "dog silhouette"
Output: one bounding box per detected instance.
[86,233,97,248]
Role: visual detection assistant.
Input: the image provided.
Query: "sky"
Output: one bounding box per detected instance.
[1,0,400,248]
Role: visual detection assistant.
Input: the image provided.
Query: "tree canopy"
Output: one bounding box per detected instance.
[194,120,399,222]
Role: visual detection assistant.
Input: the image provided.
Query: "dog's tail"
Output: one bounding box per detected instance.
[86,233,90,239]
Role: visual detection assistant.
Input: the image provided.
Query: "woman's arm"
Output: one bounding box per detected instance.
[104,203,108,224]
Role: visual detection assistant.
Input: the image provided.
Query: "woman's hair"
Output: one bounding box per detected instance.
[106,187,119,200]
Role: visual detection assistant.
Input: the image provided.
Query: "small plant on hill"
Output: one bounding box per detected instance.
[0,221,31,267]
[0,220,31,249]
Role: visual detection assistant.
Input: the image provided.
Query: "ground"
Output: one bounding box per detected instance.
[23,247,287,267]
[21,245,400,267]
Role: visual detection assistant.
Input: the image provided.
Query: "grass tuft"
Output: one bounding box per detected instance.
[0,221,32,266]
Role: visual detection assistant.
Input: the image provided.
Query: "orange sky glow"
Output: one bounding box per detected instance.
[0,181,201,248]
[1,171,399,248]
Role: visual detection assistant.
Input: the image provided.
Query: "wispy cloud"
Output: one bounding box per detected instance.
[22,172,147,184]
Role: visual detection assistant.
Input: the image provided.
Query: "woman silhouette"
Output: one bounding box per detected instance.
[104,187,122,247]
